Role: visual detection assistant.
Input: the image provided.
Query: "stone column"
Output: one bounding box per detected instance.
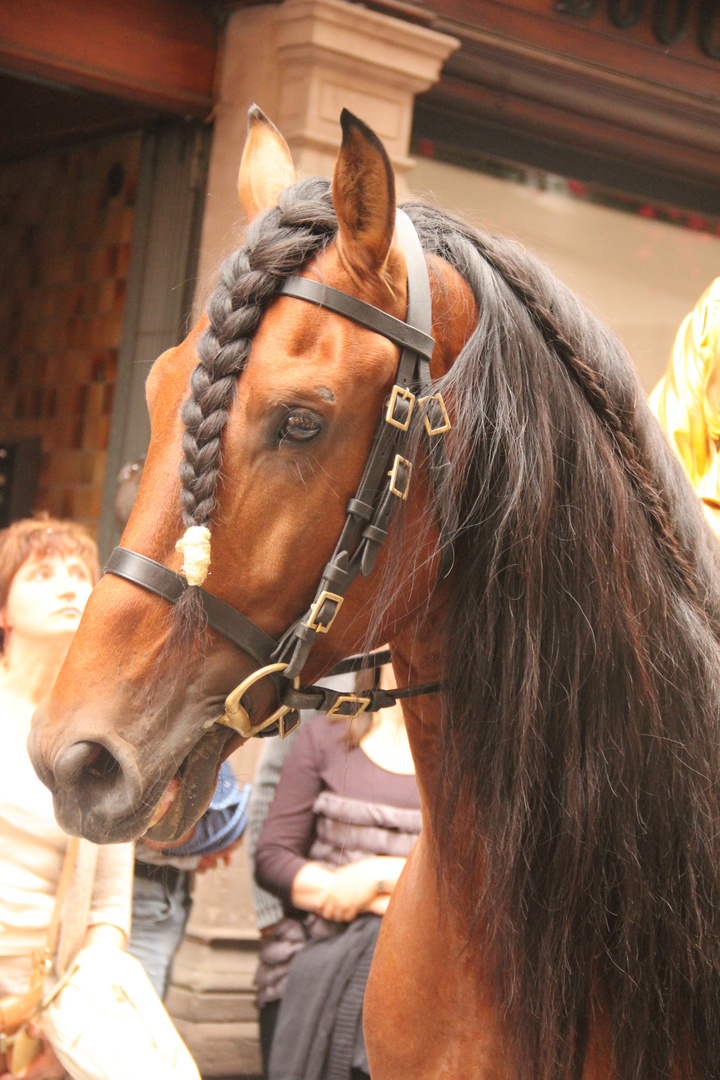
[193,0,458,310]
[272,0,459,185]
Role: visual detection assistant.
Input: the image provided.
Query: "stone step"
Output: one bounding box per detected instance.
[170,936,259,994]
[166,984,258,1023]
[172,1018,262,1078]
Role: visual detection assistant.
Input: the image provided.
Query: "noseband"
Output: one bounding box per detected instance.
[105,210,456,738]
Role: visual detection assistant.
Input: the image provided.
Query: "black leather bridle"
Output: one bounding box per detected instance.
[104,210,456,738]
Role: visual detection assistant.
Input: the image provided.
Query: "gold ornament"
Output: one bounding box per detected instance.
[650,278,720,536]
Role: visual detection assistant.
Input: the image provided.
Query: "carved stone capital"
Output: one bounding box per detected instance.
[273,0,459,182]
[194,0,457,306]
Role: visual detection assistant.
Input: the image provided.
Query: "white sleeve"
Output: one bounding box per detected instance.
[88,842,134,938]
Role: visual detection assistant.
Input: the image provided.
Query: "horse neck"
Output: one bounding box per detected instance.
[388,597,448,809]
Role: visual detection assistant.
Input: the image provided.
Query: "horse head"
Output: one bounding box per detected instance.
[28,104,720,1079]
[29,108,473,845]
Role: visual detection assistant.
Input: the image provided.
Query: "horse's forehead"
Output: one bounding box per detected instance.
[244,293,398,395]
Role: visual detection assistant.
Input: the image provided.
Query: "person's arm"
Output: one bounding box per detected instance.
[86,842,133,946]
[295,856,407,922]
[254,720,327,904]
[247,732,301,929]
[82,923,126,949]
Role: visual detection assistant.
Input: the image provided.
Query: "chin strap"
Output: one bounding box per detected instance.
[220,648,443,738]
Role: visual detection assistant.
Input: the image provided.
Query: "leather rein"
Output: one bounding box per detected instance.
[104,210,457,739]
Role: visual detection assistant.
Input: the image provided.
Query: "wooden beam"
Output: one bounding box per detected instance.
[429,0,720,97]
[437,25,720,180]
[354,0,720,190]
[0,0,217,116]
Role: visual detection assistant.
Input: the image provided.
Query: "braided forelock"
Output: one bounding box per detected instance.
[178,178,337,533]
[167,179,336,643]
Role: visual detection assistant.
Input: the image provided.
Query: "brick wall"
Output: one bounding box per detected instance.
[0,132,143,534]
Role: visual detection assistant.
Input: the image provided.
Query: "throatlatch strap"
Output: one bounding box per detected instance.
[104,547,277,668]
[283,678,442,718]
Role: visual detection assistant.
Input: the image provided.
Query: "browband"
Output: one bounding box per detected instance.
[279,277,435,360]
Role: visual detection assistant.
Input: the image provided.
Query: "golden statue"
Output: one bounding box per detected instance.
[650,278,720,536]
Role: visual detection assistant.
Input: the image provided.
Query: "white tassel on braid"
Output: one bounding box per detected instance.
[176,525,212,587]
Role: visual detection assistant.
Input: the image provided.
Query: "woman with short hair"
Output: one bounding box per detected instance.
[0,517,133,1080]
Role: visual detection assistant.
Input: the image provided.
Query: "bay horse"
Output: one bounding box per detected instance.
[29,107,720,1079]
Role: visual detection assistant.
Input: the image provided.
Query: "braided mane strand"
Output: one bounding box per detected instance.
[174,179,337,633]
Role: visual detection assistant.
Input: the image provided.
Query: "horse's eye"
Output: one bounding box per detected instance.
[278,410,322,444]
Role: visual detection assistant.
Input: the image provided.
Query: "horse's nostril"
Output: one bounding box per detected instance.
[50,738,145,842]
[55,741,95,789]
[54,741,122,792]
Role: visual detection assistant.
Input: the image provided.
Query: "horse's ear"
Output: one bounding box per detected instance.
[238,105,296,222]
[332,109,401,282]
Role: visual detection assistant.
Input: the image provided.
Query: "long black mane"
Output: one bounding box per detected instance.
[403,201,720,1079]
[180,180,720,1079]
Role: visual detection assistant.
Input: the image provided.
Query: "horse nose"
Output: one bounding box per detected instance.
[53,741,93,787]
[53,740,144,826]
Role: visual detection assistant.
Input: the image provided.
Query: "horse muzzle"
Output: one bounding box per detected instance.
[29,702,230,844]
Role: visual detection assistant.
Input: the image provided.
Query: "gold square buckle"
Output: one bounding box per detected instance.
[418,393,451,436]
[385,385,415,431]
[388,454,412,499]
[306,590,343,633]
[327,694,372,718]
[278,708,301,739]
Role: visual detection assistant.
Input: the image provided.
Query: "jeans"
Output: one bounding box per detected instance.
[127,867,191,999]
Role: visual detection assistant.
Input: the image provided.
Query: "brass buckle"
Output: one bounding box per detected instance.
[418,393,451,435]
[278,709,301,740]
[385,385,415,431]
[327,694,372,718]
[388,454,412,499]
[306,591,343,633]
[218,662,300,738]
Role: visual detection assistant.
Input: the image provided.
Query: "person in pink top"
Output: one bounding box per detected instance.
[255,667,420,1080]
